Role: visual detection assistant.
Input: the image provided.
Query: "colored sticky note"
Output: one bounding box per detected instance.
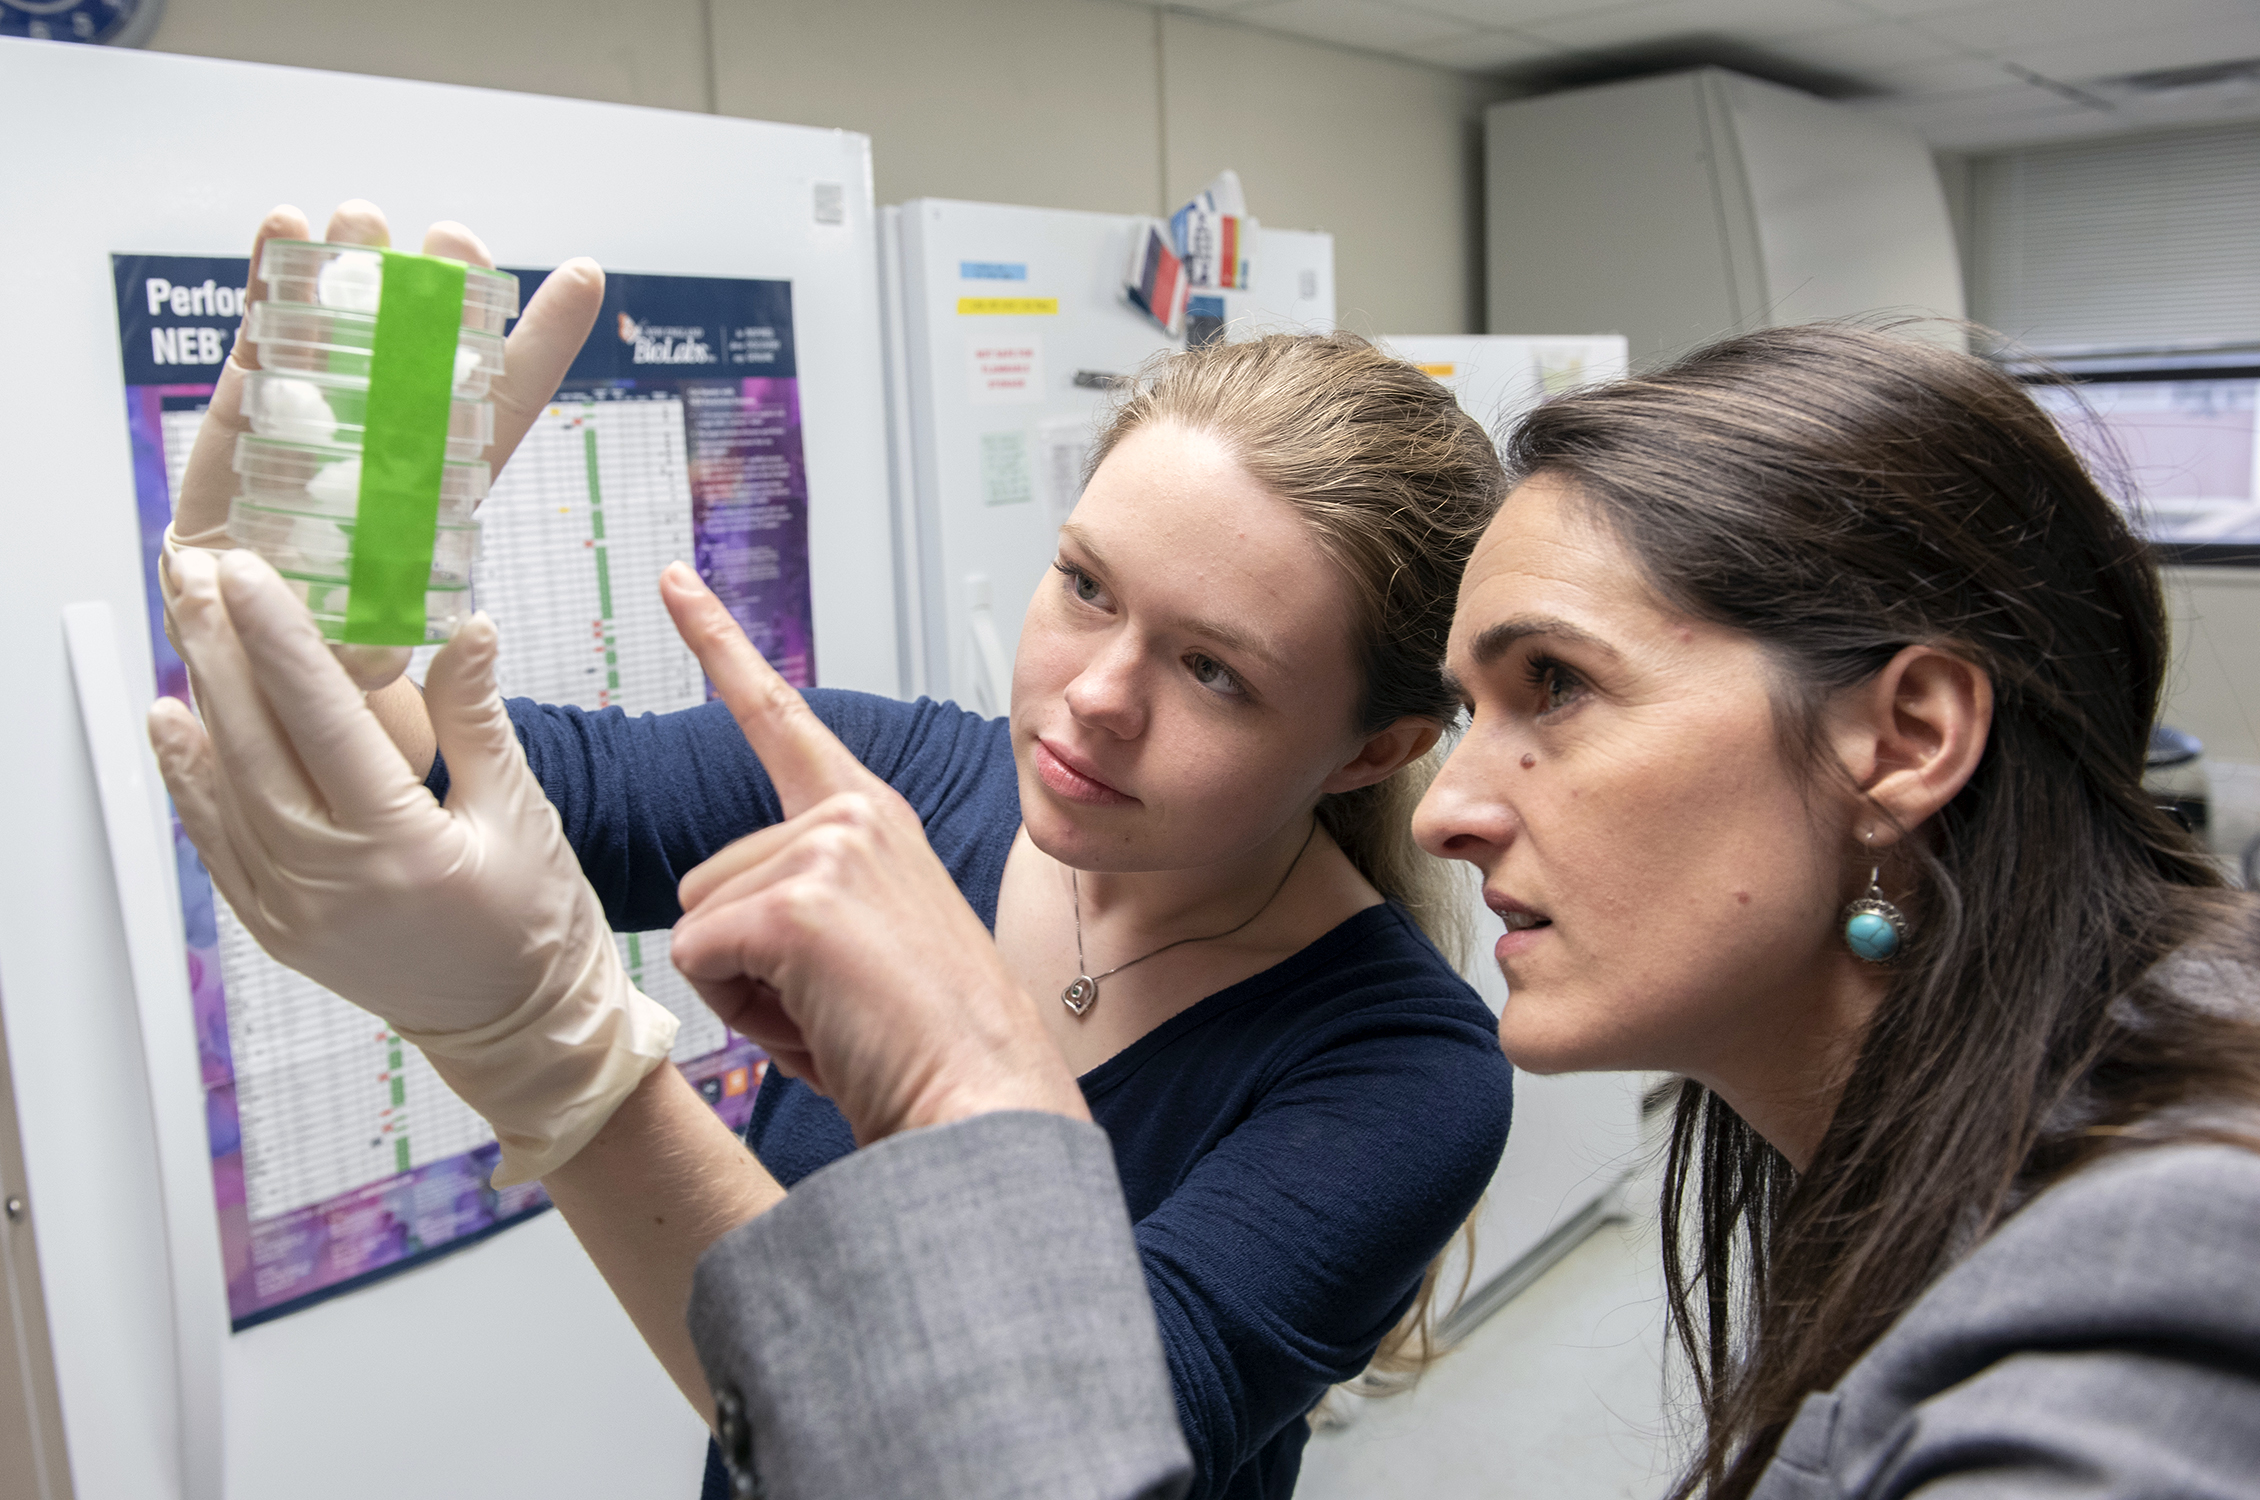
[958,296,1059,315]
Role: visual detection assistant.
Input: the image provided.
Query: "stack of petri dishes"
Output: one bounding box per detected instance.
[229,240,518,642]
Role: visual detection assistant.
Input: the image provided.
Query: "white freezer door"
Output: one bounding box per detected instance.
[891,198,1333,710]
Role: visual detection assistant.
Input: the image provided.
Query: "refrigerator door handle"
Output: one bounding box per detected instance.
[965,575,1013,719]
[62,600,227,1500]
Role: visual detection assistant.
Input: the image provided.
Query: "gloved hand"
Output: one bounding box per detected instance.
[161,200,604,689]
[148,547,678,1184]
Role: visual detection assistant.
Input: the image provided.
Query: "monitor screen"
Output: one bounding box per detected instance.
[2026,370,2260,562]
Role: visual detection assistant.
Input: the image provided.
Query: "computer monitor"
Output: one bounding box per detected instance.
[2022,355,2260,565]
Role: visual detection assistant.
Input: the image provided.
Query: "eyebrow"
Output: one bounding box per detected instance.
[1440,615,1621,699]
[1057,521,1105,568]
[1055,522,1287,676]
[1471,616,1620,666]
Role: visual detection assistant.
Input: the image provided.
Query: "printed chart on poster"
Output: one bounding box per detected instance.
[113,254,810,1328]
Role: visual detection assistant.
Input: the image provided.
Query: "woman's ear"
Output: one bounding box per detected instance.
[1828,645,1993,845]
[1320,719,1444,796]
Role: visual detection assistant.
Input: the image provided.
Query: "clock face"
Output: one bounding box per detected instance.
[0,0,163,47]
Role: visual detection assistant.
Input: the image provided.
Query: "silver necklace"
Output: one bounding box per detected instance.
[1061,819,1319,1016]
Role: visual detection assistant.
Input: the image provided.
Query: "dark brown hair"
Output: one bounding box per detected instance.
[1504,322,2260,1496]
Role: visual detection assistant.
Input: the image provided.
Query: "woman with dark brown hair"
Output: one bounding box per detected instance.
[157,315,2260,1498]
[1413,320,2260,1496]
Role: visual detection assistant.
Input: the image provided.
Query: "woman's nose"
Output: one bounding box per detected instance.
[1413,733,1516,864]
[1062,639,1147,739]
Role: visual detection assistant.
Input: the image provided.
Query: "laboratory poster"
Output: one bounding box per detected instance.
[113,254,806,1328]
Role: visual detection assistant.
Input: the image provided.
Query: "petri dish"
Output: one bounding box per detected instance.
[285,575,475,645]
[258,240,520,335]
[227,497,479,588]
[234,434,487,519]
[245,301,505,398]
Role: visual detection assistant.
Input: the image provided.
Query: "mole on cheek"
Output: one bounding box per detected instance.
[1520,754,1536,769]
[1736,891,1751,905]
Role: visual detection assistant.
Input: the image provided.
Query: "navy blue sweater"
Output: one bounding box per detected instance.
[434,691,1512,1500]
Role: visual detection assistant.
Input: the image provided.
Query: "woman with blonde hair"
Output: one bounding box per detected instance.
[492,330,1510,1500]
[154,200,1514,1500]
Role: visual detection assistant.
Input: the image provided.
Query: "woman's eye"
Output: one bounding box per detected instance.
[1187,653,1246,698]
[1053,560,1104,604]
[1526,655,1583,716]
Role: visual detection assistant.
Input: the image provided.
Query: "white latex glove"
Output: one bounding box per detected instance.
[161,200,604,690]
[148,547,678,1184]
[657,564,1088,1145]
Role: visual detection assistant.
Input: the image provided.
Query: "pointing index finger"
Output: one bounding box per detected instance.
[659,562,869,816]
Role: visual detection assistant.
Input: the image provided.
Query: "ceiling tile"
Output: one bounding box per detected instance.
[1231,0,1483,54]
[1383,0,1672,26]
[2005,13,2260,84]
[1840,0,2021,16]
[1842,77,2099,143]
[1158,0,1277,12]
[1850,97,2144,147]
[1768,18,1966,73]
[1855,53,2024,93]
[1905,0,2256,55]
[1517,0,1874,50]
[1399,26,1576,66]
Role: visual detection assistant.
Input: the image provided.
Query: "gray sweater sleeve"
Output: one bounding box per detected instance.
[1759,1142,2260,1500]
[686,1110,1193,1500]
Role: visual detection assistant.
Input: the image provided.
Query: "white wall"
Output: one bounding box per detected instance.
[2163,569,2260,866]
[142,0,1500,335]
[1159,14,1496,340]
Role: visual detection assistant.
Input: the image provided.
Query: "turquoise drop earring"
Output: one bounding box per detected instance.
[1841,840,1908,963]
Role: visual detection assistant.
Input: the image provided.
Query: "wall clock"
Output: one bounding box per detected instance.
[1,0,163,46]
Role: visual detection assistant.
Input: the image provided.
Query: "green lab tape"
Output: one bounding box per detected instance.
[342,251,468,644]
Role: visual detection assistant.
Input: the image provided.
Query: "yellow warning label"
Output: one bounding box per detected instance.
[1415,362,1456,377]
[958,296,1060,316]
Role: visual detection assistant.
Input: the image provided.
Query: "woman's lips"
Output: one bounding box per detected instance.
[1033,738,1138,807]
[1487,891,1552,960]
[1496,925,1552,961]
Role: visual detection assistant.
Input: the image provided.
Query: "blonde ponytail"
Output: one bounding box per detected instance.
[1318,739,1472,968]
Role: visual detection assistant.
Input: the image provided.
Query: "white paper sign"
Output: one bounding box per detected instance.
[1038,415,1093,524]
[981,429,1034,507]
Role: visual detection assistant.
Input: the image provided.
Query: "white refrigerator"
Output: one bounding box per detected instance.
[1377,333,1649,1322]
[0,39,898,1500]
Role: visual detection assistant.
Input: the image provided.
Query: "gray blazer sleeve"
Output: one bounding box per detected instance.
[686,1110,1193,1500]
[1757,1142,2260,1500]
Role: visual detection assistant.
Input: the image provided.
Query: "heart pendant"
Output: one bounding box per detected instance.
[1061,975,1098,1016]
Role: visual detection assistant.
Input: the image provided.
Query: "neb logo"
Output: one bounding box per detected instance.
[151,326,228,365]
